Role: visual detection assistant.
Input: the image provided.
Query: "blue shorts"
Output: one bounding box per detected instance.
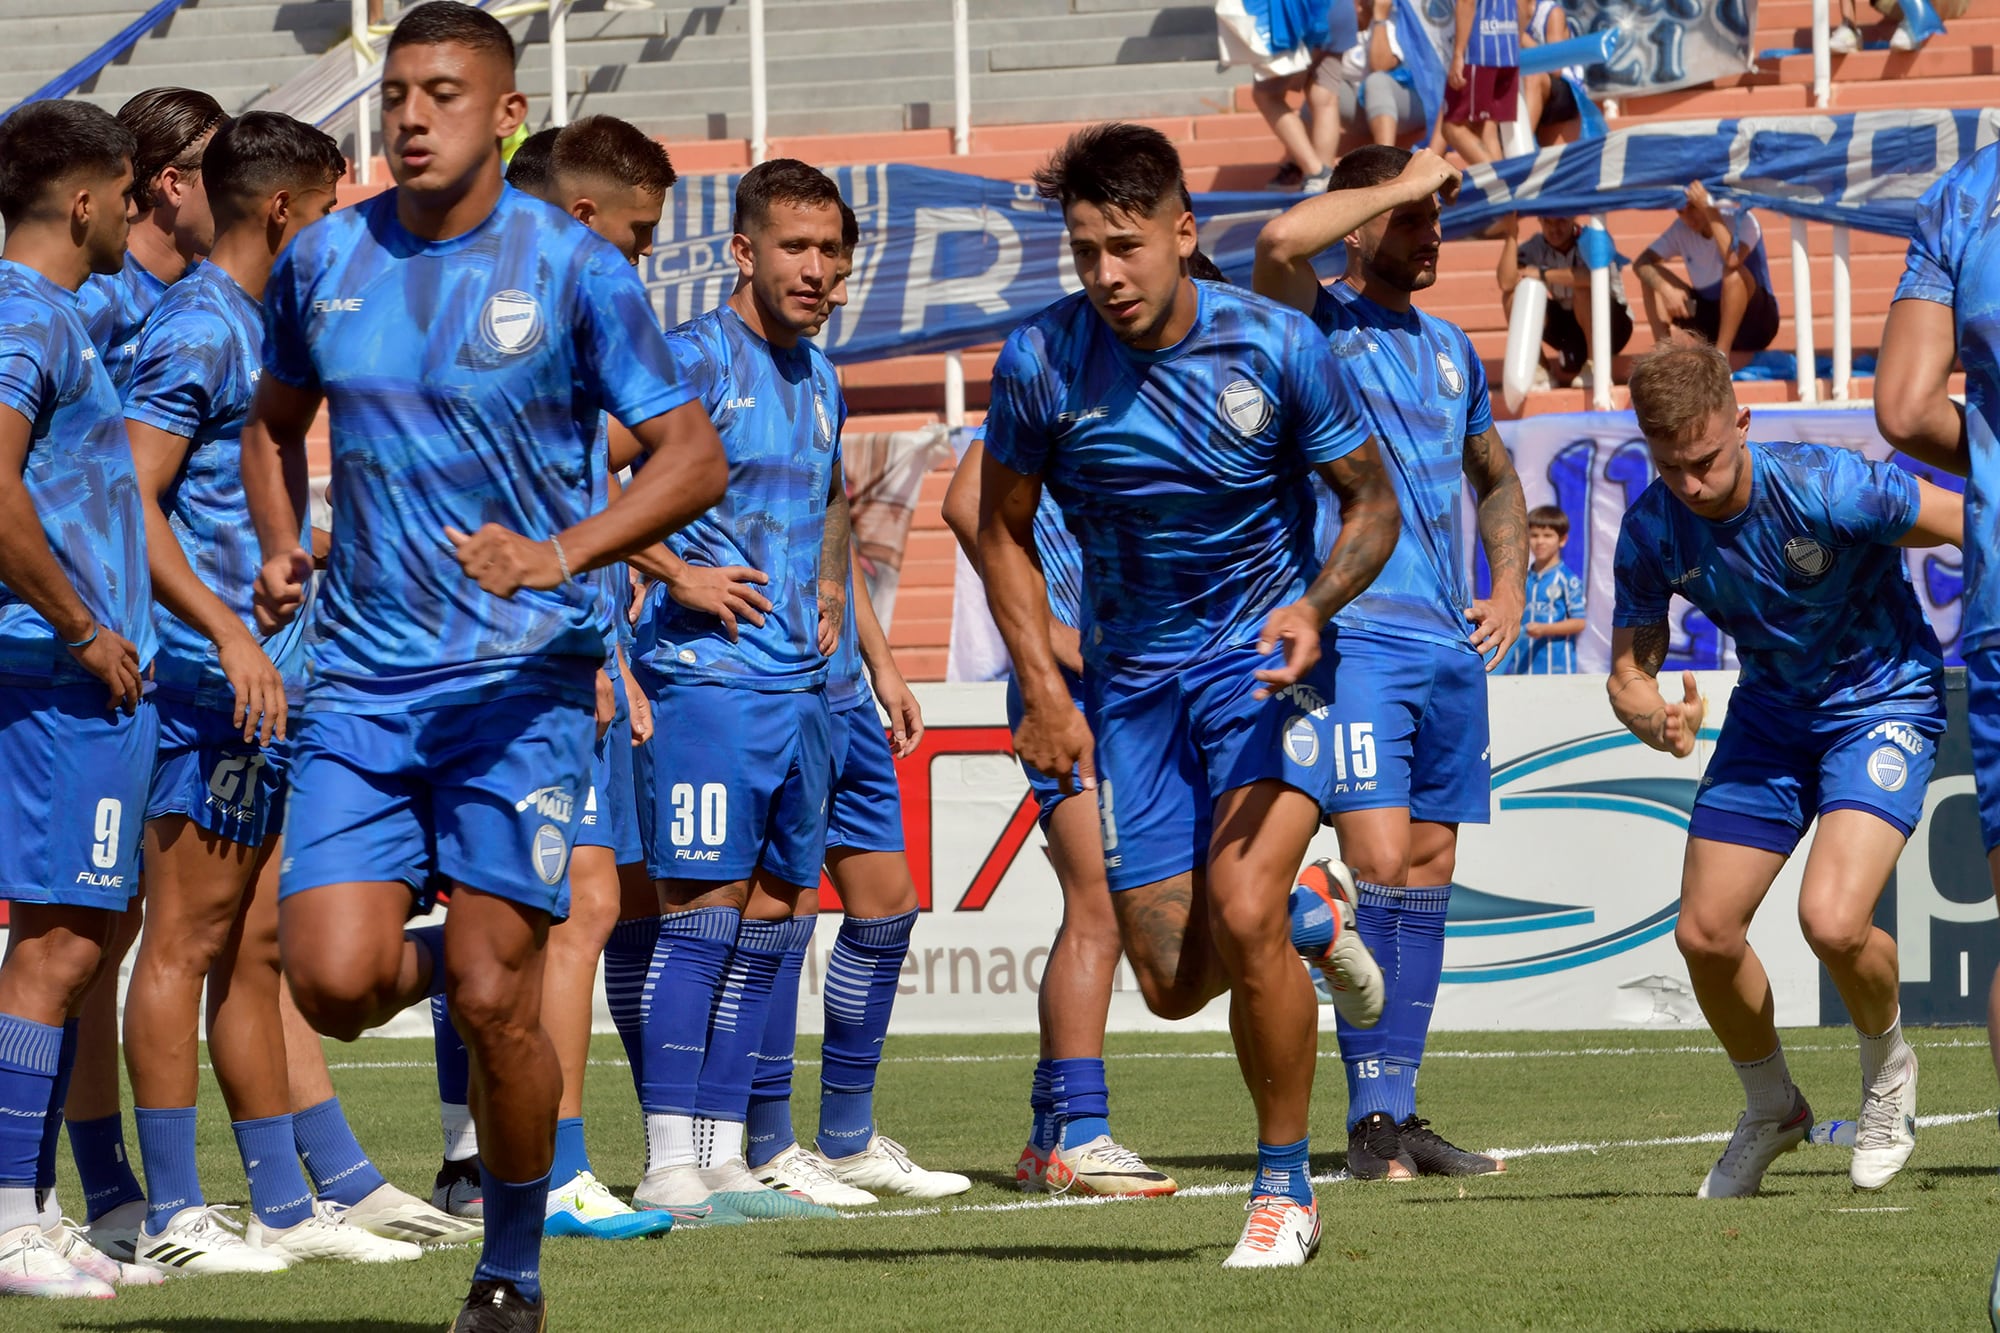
[634,680,831,888]
[826,698,905,855]
[1085,636,1345,892]
[147,694,290,847]
[1966,647,2000,852]
[1689,688,1942,855]
[0,685,157,910]
[278,696,595,919]
[1321,628,1492,825]
[1005,667,1087,827]
[576,707,643,864]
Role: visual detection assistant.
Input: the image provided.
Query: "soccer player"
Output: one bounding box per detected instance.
[943,429,1179,1199]
[426,113,680,1241]
[0,98,158,1301]
[1515,504,1585,674]
[980,122,1400,1267]
[1254,144,1527,1180]
[117,110,431,1275]
[623,159,850,1226]
[1610,340,1958,1196]
[240,6,726,1327]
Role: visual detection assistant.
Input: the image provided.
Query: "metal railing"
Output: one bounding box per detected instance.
[1,0,188,120]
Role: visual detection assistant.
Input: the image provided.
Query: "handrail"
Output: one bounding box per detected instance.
[2,0,190,120]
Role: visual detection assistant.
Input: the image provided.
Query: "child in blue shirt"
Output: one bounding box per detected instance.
[1516,503,1585,673]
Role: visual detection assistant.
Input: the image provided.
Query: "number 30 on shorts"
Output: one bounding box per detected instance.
[668,782,727,848]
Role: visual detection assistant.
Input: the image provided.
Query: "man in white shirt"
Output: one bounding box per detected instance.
[1498,213,1634,386]
[1634,181,1780,357]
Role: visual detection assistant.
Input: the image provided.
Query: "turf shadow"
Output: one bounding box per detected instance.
[1145,1153,1261,1174]
[1399,1188,1694,1204]
[73,1321,434,1333]
[787,1243,1204,1264]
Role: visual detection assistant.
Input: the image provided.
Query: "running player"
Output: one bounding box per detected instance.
[426,113,680,1242]
[980,122,1400,1267]
[119,110,427,1276]
[943,429,1178,1199]
[1610,340,1958,1196]
[1254,144,1526,1180]
[64,86,222,1245]
[240,6,726,1327]
[625,159,849,1226]
[743,206,969,1205]
[0,98,158,1301]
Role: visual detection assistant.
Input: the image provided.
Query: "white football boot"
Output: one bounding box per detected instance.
[1851,1049,1919,1191]
[1221,1196,1321,1269]
[134,1204,289,1276]
[1046,1136,1178,1198]
[0,1223,115,1299]
[44,1218,161,1287]
[1698,1095,1812,1198]
[822,1134,970,1199]
[755,1143,878,1207]
[248,1199,422,1263]
[343,1180,483,1247]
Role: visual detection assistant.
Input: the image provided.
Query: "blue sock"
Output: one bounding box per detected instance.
[1050,1057,1110,1150]
[473,1166,547,1302]
[67,1114,144,1221]
[692,918,786,1125]
[0,1015,62,1230]
[1028,1061,1056,1152]
[292,1096,387,1206]
[408,923,448,997]
[1253,1136,1314,1207]
[637,907,741,1115]
[747,914,817,1168]
[817,909,915,1159]
[232,1114,314,1229]
[603,916,661,1074]
[36,1020,78,1195]
[1340,881,1405,1126]
[551,1117,591,1184]
[134,1105,204,1233]
[1380,885,1448,1122]
[433,995,470,1108]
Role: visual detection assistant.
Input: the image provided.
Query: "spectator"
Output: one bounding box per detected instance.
[1498,213,1633,389]
[1441,0,1520,165]
[1634,182,1780,359]
[1217,0,1338,190]
[1830,0,1958,53]
[1518,0,1583,146]
[1318,0,1430,153]
[1516,504,1586,674]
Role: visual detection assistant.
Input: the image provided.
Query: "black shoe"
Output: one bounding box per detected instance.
[432,1155,484,1218]
[451,1279,546,1333]
[1396,1116,1505,1177]
[1346,1112,1417,1180]
[1264,161,1305,191]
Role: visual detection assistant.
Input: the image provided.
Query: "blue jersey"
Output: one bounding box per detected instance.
[77,260,173,394]
[1312,283,1492,654]
[125,263,309,708]
[263,186,698,710]
[633,305,844,691]
[1467,0,1520,66]
[1521,560,1584,674]
[1613,440,1941,713]
[1899,141,2000,653]
[0,261,156,682]
[586,419,630,667]
[986,284,1367,678]
[1032,473,1084,631]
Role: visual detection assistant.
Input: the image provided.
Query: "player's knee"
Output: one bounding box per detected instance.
[1798,900,1871,965]
[445,968,536,1049]
[1674,913,1747,969]
[286,976,386,1042]
[1135,973,1208,1021]
[6,931,109,1010]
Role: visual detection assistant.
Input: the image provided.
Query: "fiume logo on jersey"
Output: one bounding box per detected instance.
[481,290,544,354]
[1435,351,1465,397]
[1867,744,1910,792]
[532,824,568,885]
[1218,379,1271,436]
[1782,536,1833,581]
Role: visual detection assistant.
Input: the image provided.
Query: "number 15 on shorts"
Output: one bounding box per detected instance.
[1329,723,1377,784]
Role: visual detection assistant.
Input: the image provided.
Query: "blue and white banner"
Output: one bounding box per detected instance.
[1560,0,1755,96]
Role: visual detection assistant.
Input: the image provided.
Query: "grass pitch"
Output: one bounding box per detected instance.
[13,1026,2000,1332]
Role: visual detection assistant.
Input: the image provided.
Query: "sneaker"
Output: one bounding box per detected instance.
[432,1156,484,1220]
[1697,1095,1812,1198]
[1220,1196,1320,1269]
[822,1134,971,1200]
[1345,1112,1416,1181]
[1398,1116,1505,1176]
[631,1164,746,1228]
[1889,22,1923,51]
[1827,21,1860,53]
[1570,360,1596,391]
[1048,1135,1178,1198]
[698,1156,840,1219]
[1014,1142,1050,1193]
[1264,162,1304,192]
[1301,166,1333,194]
[76,1198,145,1265]
[134,1204,290,1276]
[344,1179,483,1248]
[545,1171,676,1239]
[1852,1049,1919,1190]
[44,1218,161,1287]
[249,1199,423,1263]
[0,1223,115,1299]
[755,1144,878,1207]
[1290,859,1384,1028]
[451,1277,546,1333]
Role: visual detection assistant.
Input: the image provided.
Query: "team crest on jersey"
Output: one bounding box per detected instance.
[480,289,544,354]
[1435,350,1465,397]
[1218,379,1272,436]
[1867,745,1910,793]
[813,391,834,450]
[1283,715,1321,767]
[532,823,568,884]
[1782,536,1833,582]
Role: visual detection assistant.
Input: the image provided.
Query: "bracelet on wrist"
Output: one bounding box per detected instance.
[551,535,573,582]
[64,623,98,650]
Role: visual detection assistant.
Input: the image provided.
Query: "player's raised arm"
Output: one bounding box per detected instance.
[1252,148,1460,315]
[1876,171,1970,476]
[1463,419,1529,670]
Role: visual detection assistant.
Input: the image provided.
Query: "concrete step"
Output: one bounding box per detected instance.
[988,31,1216,72]
[0,26,338,75]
